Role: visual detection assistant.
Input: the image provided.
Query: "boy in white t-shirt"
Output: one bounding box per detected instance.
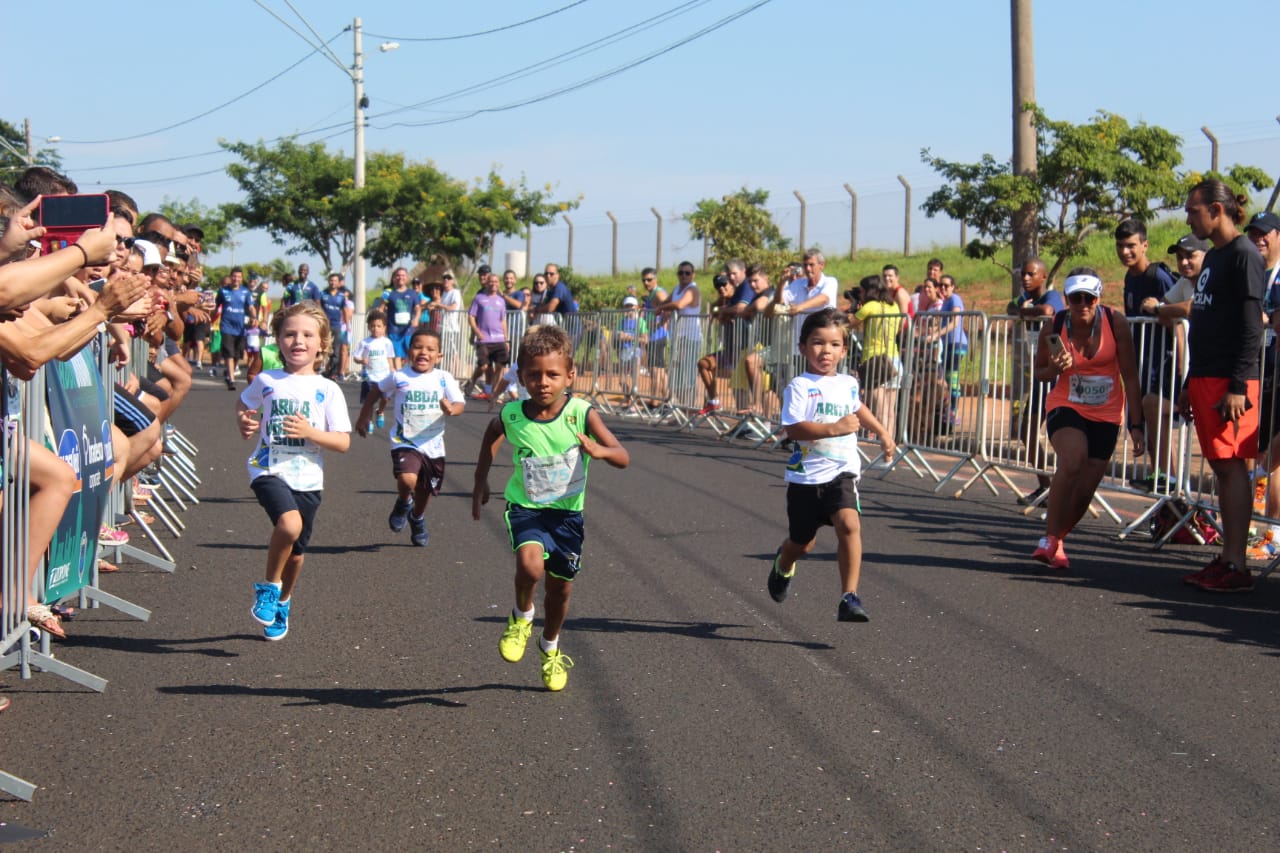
[355,327,465,546]
[237,302,352,641]
[352,309,397,432]
[767,308,895,622]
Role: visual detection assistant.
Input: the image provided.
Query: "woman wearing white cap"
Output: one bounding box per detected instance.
[1031,267,1145,569]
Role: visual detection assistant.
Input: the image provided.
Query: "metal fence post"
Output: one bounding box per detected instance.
[794,190,807,252]
[651,207,663,272]
[525,222,532,277]
[1201,126,1218,174]
[897,174,912,256]
[843,183,857,260]
[563,214,574,269]
[607,211,619,278]
[702,236,709,272]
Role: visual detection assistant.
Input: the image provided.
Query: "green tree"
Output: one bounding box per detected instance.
[221,138,362,274]
[363,162,575,270]
[0,118,62,178]
[684,187,791,272]
[153,196,236,253]
[922,107,1273,284]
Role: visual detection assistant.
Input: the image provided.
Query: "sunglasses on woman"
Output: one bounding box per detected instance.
[1067,292,1097,305]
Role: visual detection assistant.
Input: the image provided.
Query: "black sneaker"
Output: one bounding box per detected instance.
[225,375,236,391]
[837,592,870,622]
[1016,484,1049,506]
[766,548,793,603]
[388,497,413,533]
[409,513,429,547]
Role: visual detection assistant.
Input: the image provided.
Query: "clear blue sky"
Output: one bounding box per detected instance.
[12,0,1278,276]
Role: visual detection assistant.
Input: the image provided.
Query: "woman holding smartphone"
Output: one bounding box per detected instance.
[1030,267,1145,569]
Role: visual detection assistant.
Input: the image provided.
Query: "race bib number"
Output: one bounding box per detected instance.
[269,441,322,491]
[1068,374,1113,407]
[394,310,411,326]
[521,447,586,504]
[403,402,443,442]
[811,433,858,463]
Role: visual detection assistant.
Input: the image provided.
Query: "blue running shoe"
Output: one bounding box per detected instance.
[409,513,429,547]
[388,497,413,533]
[837,592,870,622]
[264,598,290,641]
[251,582,279,626]
[376,413,385,429]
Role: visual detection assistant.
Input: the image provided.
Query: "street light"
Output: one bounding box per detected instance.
[351,18,398,343]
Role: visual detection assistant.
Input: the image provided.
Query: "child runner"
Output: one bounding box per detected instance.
[355,327,465,546]
[352,309,397,432]
[767,308,896,622]
[472,325,630,691]
[237,302,352,641]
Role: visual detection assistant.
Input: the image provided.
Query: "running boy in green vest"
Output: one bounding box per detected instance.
[472,325,630,691]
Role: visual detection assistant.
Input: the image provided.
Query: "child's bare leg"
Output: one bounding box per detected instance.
[776,535,815,574]
[412,476,433,516]
[279,554,305,601]
[396,472,417,503]
[265,510,302,589]
[27,441,75,605]
[514,543,545,613]
[542,575,573,643]
[832,508,863,595]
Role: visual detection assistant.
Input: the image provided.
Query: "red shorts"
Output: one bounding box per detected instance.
[1188,376,1260,461]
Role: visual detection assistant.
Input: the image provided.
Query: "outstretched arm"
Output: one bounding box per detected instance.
[578,408,629,469]
[472,417,506,518]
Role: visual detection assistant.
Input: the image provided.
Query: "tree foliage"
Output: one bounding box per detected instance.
[153,196,237,253]
[0,118,62,177]
[684,187,791,272]
[922,107,1273,283]
[220,138,577,276]
[221,139,361,274]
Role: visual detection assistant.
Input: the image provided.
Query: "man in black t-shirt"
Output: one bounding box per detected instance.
[1178,180,1265,593]
[1116,218,1178,486]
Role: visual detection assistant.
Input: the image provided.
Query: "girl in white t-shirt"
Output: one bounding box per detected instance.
[355,327,466,547]
[237,302,352,641]
[766,308,896,623]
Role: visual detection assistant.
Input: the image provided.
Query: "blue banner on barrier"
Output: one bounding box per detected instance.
[44,344,113,602]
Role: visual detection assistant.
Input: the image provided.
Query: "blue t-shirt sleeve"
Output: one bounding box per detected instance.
[1044,291,1065,312]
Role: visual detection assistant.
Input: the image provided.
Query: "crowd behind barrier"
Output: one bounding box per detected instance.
[439,303,1280,573]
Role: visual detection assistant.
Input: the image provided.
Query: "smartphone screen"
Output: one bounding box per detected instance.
[39,194,109,229]
[1047,333,1065,355]
[87,278,107,294]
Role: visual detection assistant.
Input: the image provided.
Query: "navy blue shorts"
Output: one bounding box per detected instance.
[505,503,584,581]
[251,475,322,555]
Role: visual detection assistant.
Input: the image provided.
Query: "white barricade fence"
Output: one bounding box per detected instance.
[588,309,643,414]
[882,311,990,490]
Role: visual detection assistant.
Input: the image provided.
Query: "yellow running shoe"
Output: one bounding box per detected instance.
[499,614,533,662]
[540,648,574,691]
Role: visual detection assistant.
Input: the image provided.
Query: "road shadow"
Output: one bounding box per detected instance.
[157,681,536,709]
[476,615,833,651]
[199,542,385,555]
[66,633,254,658]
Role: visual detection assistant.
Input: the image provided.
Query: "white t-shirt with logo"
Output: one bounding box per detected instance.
[353,335,396,383]
[378,367,464,457]
[781,372,863,485]
[242,370,352,491]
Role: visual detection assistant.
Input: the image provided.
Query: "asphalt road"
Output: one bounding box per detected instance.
[2,375,1279,851]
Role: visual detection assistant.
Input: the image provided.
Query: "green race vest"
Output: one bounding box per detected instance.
[501,396,593,511]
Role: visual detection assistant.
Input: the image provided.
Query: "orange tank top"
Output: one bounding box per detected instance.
[1045,308,1125,424]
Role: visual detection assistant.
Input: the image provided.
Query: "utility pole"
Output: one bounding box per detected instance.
[352,17,368,343]
[1010,0,1038,297]
[23,119,33,166]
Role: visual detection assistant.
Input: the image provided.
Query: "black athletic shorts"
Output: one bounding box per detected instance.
[113,383,155,437]
[1045,406,1120,460]
[786,471,861,545]
[250,475,322,556]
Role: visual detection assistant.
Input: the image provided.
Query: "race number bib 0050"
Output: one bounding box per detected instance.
[1068,374,1113,407]
[521,447,586,504]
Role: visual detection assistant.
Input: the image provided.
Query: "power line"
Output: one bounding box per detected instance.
[370,0,710,120]
[59,32,344,145]
[366,0,591,42]
[376,0,776,130]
